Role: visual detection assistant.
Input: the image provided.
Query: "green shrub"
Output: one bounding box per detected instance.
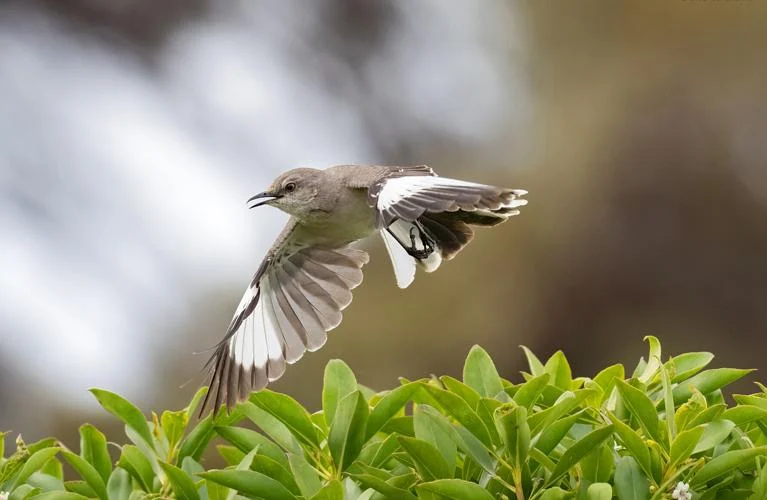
[2,337,767,499]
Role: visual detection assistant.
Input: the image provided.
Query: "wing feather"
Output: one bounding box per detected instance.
[200,220,369,414]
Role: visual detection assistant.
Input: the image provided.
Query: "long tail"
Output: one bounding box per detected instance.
[380,205,524,289]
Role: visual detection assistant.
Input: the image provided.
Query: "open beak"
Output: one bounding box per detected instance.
[247,191,281,209]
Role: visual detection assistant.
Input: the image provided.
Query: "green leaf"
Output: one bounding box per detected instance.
[323,359,358,427]
[581,444,614,483]
[241,403,301,454]
[452,424,495,473]
[691,447,767,487]
[497,405,530,467]
[159,461,201,500]
[463,345,504,398]
[513,373,550,410]
[310,479,344,500]
[288,453,322,498]
[178,414,215,462]
[366,382,419,439]
[328,390,369,471]
[89,389,154,451]
[251,455,301,495]
[637,336,661,384]
[65,486,92,500]
[547,425,614,486]
[613,456,650,500]
[78,424,111,484]
[672,368,755,405]
[668,426,705,471]
[693,419,736,454]
[416,479,495,500]
[7,484,39,500]
[414,405,457,474]
[215,426,289,469]
[199,470,296,500]
[250,391,320,449]
[12,447,60,488]
[33,493,89,500]
[720,405,767,427]
[106,468,131,500]
[420,384,492,447]
[545,351,573,390]
[539,487,573,500]
[216,445,244,466]
[666,352,714,383]
[535,410,584,455]
[397,436,450,481]
[616,380,663,446]
[587,483,613,500]
[60,451,108,500]
[117,445,154,492]
[348,470,417,500]
[161,410,188,450]
[521,346,546,376]
[441,376,481,409]
[593,364,624,395]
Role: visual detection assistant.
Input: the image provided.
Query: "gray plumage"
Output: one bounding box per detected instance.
[200,165,527,414]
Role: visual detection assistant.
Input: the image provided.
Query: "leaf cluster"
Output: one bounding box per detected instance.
[2,337,767,499]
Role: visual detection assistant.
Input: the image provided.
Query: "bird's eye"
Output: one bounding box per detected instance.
[284,182,297,193]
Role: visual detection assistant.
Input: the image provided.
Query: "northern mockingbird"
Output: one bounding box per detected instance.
[201,165,527,412]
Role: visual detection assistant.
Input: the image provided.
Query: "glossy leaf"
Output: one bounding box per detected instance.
[200,470,296,500]
[441,376,481,409]
[178,414,215,462]
[89,389,154,451]
[60,450,108,500]
[328,390,369,471]
[616,380,663,445]
[310,479,344,500]
[12,447,60,488]
[693,419,735,454]
[159,461,201,500]
[250,391,320,449]
[691,447,767,487]
[667,426,704,471]
[613,456,650,500]
[366,382,419,439]
[463,345,504,398]
[117,445,154,493]
[497,405,530,467]
[513,373,550,410]
[417,478,495,500]
[323,359,358,427]
[521,346,546,376]
[78,425,111,484]
[105,468,131,500]
[414,405,457,474]
[548,425,614,485]
[672,369,755,405]
[288,453,322,498]
[545,351,573,390]
[666,352,714,383]
[420,384,492,447]
[587,483,613,500]
[397,436,450,481]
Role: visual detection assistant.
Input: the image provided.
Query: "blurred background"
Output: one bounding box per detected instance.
[2,0,766,448]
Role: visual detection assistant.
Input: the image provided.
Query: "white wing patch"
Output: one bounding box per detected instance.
[381,226,416,288]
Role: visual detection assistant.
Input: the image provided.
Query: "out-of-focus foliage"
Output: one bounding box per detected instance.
[3,338,767,499]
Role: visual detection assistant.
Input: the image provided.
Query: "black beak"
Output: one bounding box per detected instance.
[247,191,281,209]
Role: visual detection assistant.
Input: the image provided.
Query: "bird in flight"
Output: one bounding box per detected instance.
[201,165,527,413]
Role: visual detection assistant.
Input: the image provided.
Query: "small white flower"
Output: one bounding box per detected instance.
[0,490,9,500]
[672,481,691,500]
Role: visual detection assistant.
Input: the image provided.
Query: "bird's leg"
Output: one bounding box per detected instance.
[386,224,435,260]
[407,222,435,260]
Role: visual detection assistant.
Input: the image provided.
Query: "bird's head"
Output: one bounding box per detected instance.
[247,168,324,218]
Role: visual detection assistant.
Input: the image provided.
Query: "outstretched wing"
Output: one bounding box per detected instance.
[372,175,528,226]
[201,220,369,414]
[371,172,527,288]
